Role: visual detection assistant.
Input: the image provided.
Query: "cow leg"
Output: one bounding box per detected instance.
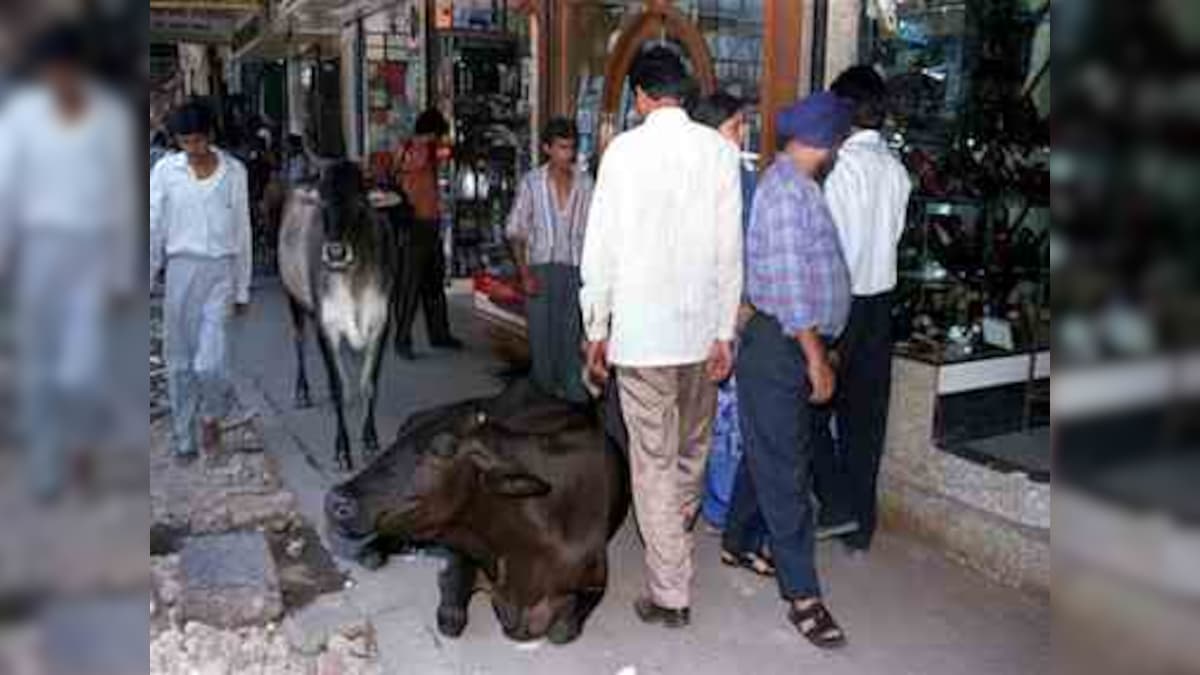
[359,321,387,457]
[436,550,477,638]
[288,297,312,408]
[548,556,608,645]
[316,328,353,471]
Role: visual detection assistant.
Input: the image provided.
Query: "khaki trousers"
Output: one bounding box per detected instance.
[617,363,718,609]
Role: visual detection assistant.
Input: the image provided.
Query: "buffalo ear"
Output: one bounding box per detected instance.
[463,440,551,498]
[481,470,551,498]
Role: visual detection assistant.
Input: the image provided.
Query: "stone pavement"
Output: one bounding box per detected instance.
[228,279,1051,675]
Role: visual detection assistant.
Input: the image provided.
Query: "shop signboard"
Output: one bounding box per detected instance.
[149,0,262,10]
[150,9,242,43]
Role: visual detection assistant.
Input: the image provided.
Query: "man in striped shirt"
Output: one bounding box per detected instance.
[506,117,594,403]
[738,92,852,649]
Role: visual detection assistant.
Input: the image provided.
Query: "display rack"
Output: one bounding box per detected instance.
[433,28,532,278]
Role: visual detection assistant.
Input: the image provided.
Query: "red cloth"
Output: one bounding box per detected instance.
[382,62,406,100]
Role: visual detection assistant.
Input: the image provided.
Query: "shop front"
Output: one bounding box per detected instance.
[473,0,1052,593]
[859,0,1051,593]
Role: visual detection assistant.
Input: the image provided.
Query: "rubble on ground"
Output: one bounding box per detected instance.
[150,297,363,673]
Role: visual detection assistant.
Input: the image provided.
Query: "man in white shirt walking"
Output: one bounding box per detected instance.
[150,102,253,463]
[0,25,137,499]
[580,47,742,627]
[819,66,913,553]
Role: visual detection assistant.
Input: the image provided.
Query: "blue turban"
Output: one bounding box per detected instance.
[776,92,855,149]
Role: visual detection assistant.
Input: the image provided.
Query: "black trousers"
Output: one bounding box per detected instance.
[813,291,893,551]
[394,219,453,348]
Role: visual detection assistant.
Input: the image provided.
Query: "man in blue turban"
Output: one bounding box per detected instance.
[734,91,853,649]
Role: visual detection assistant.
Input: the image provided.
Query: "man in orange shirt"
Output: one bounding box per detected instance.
[393,108,462,358]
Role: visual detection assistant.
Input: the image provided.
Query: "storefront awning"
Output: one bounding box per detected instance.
[231,4,339,62]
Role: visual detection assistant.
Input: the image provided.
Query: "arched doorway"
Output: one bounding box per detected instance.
[595,3,717,151]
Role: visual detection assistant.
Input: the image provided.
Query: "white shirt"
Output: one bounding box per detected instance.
[0,83,138,289]
[149,149,253,303]
[580,107,743,367]
[824,129,913,296]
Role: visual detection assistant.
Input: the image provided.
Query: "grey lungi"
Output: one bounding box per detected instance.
[526,263,588,403]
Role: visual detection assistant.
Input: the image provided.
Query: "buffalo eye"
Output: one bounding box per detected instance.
[428,432,458,458]
[480,470,551,498]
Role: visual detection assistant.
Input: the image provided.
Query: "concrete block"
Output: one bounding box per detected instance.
[282,593,371,656]
[180,532,283,628]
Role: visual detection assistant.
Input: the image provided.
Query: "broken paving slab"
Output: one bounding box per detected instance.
[179,531,283,628]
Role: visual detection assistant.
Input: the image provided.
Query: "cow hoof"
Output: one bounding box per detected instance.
[358,548,387,570]
[436,606,468,638]
[547,619,582,645]
[335,455,353,473]
[363,437,380,457]
[294,391,312,409]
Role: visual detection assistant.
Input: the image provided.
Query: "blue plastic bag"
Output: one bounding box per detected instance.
[702,376,743,529]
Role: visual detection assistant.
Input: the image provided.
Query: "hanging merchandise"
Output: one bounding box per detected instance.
[436,28,531,278]
[868,0,901,37]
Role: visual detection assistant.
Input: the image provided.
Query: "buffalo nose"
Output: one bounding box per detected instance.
[326,490,359,524]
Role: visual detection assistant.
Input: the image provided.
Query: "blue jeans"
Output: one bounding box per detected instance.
[735,313,824,600]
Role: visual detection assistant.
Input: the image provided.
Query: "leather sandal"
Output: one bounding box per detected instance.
[788,599,847,649]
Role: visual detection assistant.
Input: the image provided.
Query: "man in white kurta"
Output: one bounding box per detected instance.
[149,102,252,462]
[579,48,742,624]
[0,27,136,498]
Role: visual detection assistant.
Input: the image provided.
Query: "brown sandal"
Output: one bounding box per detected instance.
[788,600,847,649]
[720,549,776,577]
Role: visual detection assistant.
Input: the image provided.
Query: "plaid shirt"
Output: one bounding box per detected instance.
[746,154,851,339]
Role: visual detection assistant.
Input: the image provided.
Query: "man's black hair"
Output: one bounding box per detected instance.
[29,22,86,68]
[541,116,578,145]
[414,108,449,137]
[630,46,689,102]
[830,65,888,130]
[169,101,215,137]
[690,91,744,130]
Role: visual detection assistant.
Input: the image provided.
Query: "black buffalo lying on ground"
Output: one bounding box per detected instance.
[324,379,630,644]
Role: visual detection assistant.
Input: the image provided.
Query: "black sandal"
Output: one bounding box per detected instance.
[788,600,847,649]
[720,549,776,577]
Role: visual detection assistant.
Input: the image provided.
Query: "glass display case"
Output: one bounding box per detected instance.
[865,0,1051,475]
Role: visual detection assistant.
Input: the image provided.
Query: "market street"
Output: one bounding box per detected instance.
[227,278,1050,675]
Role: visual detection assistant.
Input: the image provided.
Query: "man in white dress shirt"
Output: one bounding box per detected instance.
[819,66,913,553]
[0,25,136,499]
[580,47,742,627]
[150,101,253,463]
